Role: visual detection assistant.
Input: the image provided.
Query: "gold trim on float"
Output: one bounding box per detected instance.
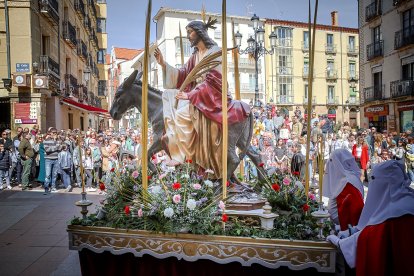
[67,225,336,272]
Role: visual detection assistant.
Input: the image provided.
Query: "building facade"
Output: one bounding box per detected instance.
[265,13,360,127]
[359,0,414,133]
[0,0,108,133]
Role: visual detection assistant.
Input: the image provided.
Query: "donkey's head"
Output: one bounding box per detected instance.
[110,70,143,120]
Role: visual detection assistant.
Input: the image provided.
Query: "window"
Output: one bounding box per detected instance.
[278,76,292,103]
[373,25,382,42]
[68,113,73,129]
[402,62,414,80]
[327,33,334,46]
[349,62,356,78]
[97,49,106,64]
[276,27,292,47]
[304,58,309,75]
[403,8,414,30]
[80,116,84,131]
[174,37,192,57]
[348,36,355,51]
[305,84,309,99]
[327,60,335,77]
[97,18,106,33]
[98,80,107,96]
[328,85,335,100]
[303,31,309,48]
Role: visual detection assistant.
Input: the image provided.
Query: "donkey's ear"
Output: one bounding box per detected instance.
[136,71,143,81]
[124,70,139,88]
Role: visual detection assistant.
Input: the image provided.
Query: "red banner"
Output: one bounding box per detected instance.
[14,103,37,124]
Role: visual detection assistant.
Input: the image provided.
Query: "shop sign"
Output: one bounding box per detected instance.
[14,103,37,124]
[364,104,389,117]
[397,101,414,111]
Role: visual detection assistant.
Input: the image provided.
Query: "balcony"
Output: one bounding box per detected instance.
[390,80,414,98]
[393,0,410,6]
[77,40,88,61]
[84,15,91,35]
[39,0,59,25]
[326,70,338,80]
[302,41,309,52]
[348,96,360,106]
[65,74,78,98]
[63,21,77,48]
[325,44,337,54]
[79,86,88,102]
[347,45,358,56]
[228,58,260,71]
[39,55,60,77]
[98,80,107,97]
[366,40,383,61]
[239,83,263,92]
[275,95,294,105]
[395,26,414,50]
[88,0,97,20]
[363,85,385,103]
[326,96,339,105]
[348,71,359,82]
[365,1,382,22]
[74,0,85,19]
[302,68,314,79]
[90,30,99,49]
[88,92,95,106]
[302,96,316,105]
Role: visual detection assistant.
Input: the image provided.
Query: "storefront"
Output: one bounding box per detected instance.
[327,108,336,122]
[398,101,414,133]
[364,104,389,132]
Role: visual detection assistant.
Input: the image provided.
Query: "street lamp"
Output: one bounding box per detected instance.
[235,14,277,107]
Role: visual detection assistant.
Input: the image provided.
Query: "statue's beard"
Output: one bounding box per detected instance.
[190,36,201,48]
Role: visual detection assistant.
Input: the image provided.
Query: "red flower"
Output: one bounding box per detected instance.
[258,162,264,167]
[172,182,181,190]
[226,181,230,187]
[185,159,192,163]
[302,204,310,212]
[99,182,106,191]
[271,183,280,192]
[151,155,157,160]
[222,214,229,222]
[292,171,300,176]
[147,175,152,180]
[124,205,130,215]
[110,167,115,172]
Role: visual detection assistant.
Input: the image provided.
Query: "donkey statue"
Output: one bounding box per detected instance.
[109,70,265,181]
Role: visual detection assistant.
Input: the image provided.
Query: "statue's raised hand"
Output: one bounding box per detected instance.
[154,47,165,68]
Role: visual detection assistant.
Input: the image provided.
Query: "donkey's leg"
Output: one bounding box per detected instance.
[246,146,266,182]
[147,134,163,173]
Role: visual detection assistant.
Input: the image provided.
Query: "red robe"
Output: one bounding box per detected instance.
[175,52,250,125]
[356,215,414,276]
[337,183,364,231]
[352,144,369,170]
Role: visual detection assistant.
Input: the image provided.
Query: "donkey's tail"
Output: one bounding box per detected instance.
[238,112,254,160]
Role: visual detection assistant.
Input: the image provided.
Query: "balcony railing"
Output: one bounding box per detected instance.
[303,96,316,105]
[275,95,294,105]
[84,15,91,35]
[393,0,410,7]
[365,1,382,22]
[77,40,88,61]
[65,74,78,98]
[347,45,358,56]
[363,85,385,103]
[88,0,97,20]
[325,44,337,54]
[348,96,360,105]
[390,80,414,98]
[90,30,99,49]
[239,83,263,92]
[79,86,88,102]
[63,21,77,48]
[348,71,359,82]
[395,26,414,50]
[302,41,309,52]
[326,96,339,105]
[39,55,60,77]
[228,58,260,71]
[326,70,338,80]
[74,0,85,19]
[39,0,59,25]
[366,40,383,61]
[98,80,107,96]
[88,92,95,106]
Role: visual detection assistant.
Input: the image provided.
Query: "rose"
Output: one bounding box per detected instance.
[185,159,192,163]
[222,214,229,222]
[173,194,181,204]
[204,180,213,188]
[99,182,105,191]
[172,182,181,190]
[226,181,230,187]
[186,199,197,210]
[163,207,174,218]
[110,167,115,172]
[131,170,139,179]
[147,175,152,180]
[308,193,316,201]
[271,183,280,192]
[258,162,264,167]
[218,200,225,211]
[193,183,201,190]
[302,203,310,212]
[283,177,291,186]
[292,171,300,176]
[124,205,130,215]
[137,208,143,217]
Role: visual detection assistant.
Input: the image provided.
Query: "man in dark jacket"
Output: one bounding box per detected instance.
[0,142,12,190]
[0,130,13,150]
[18,133,34,190]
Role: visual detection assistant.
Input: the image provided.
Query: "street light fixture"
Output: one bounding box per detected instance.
[235,14,277,107]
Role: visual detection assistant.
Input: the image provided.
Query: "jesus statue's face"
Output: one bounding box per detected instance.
[186,27,201,47]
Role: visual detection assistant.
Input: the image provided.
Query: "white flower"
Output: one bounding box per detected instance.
[137,209,143,217]
[218,200,225,211]
[295,181,304,190]
[186,199,197,210]
[183,174,190,179]
[173,194,181,204]
[163,207,174,218]
[204,180,213,188]
[151,185,162,194]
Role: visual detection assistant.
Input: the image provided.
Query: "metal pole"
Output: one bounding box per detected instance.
[254,33,259,107]
[5,0,11,78]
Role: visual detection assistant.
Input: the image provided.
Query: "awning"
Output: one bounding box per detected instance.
[62,98,111,118]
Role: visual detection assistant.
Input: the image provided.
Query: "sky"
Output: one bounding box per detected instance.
[107,0,358,50]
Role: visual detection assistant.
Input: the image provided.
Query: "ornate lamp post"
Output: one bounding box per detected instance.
[234,14,277,107]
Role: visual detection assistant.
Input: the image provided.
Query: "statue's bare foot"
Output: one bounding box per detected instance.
[166,159,181,167]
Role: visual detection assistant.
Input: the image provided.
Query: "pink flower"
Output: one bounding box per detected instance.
[132,170,139,179]
[218,200,225,211]
[193,183,201,190]
[158,173,167,180]
[282,177,291,186]
[173,194,181,204]
[137,208,143,217]
[308,193,316,201]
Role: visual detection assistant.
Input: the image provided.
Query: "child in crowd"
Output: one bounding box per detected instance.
[0,142,12,190]
[58,144,72,191]
[83,147,96,192]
